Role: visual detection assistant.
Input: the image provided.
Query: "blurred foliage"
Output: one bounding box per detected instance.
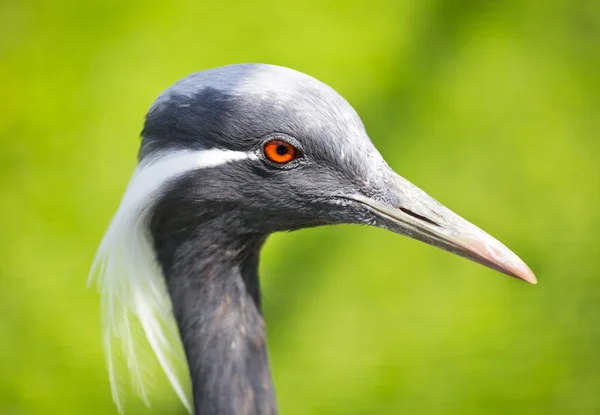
[1,0,599,414]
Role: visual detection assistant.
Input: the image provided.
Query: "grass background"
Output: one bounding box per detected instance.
[1,0,599,413]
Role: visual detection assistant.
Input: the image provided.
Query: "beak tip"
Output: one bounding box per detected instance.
[506,261,537,285]
[519,267,537,285]
[460,233,538,285]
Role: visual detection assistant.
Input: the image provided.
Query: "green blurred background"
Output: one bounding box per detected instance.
[1,0,599,414]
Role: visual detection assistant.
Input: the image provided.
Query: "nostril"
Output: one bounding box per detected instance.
[399,208,440,227]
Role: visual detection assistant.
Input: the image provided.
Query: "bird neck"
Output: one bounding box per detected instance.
[152,221,276,415]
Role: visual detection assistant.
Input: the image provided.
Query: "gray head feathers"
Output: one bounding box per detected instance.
[140,64,385,180]
[88,62,423,415]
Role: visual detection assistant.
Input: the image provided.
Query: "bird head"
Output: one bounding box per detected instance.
[91,63,536,413]
[140,63,535,283]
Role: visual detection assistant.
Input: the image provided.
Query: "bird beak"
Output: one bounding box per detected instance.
[349,169,537,284]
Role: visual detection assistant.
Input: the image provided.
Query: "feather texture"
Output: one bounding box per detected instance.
[88,149,256,413]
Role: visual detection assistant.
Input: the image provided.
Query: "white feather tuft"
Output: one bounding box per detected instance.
[89,149,256,413]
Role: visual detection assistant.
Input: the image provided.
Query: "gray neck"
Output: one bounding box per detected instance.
[150,214,277,415]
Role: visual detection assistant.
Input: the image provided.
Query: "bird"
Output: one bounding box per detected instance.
[89,63,536,415]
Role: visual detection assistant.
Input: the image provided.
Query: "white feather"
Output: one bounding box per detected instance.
[89,148,256,413]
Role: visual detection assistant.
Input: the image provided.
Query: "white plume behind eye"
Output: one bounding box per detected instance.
[88,148,257,414]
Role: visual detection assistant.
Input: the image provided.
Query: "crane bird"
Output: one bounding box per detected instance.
[89,64,536,415]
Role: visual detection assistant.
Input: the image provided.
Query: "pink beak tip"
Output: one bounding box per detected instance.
[517,266,537,285]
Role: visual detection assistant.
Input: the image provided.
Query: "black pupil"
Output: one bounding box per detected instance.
[276,145,288,156]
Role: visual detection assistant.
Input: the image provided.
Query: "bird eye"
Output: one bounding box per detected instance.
[263,140,299,164]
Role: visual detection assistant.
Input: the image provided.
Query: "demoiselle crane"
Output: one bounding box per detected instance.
[89,64,536,415]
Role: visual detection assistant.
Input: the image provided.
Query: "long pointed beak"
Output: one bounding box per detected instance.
[350,170,536,284]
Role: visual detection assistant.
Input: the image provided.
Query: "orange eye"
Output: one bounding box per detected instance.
[263,140,298,164]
